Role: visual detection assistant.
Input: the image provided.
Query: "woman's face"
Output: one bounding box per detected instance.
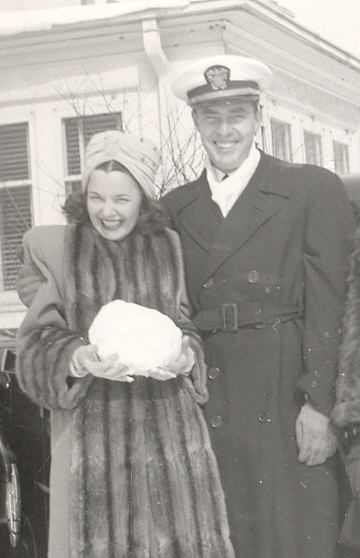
[87,169,143,241]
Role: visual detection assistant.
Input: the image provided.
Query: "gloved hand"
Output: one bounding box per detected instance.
[16,264,45,307]
[71,344,133,382]
[147,336,195,381]
[72,337,195,383]
[147,368,177,381]
[295,402,338,466]
[162,336,195,375]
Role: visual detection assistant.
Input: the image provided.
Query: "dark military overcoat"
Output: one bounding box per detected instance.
[162,151,355,558]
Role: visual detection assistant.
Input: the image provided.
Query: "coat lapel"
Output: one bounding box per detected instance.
[178,170,222,253]
[203,153,292,281]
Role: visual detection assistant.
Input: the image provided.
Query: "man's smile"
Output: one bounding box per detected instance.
[214,141,238,151]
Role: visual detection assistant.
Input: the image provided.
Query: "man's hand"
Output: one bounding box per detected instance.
[16,264,45,307]
[71,344,133,382]
[295,402,338,466]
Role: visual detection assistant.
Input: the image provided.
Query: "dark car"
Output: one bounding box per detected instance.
[0,331,49,558]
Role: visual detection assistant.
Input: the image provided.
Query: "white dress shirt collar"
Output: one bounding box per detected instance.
[205,144,261,217]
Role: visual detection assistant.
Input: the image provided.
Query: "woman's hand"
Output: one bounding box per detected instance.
[147,368,177,381]
[164,336,195,375]
[71,344,134,382]
[145,336,195,381]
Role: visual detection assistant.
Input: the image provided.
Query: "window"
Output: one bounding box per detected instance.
[0,123,32,291]
[333,140,350,175]
[64,112,122,194]
[270,119,292,162]
[304,131,322,166]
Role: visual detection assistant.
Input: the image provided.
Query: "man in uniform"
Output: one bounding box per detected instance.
[161,55,355,557]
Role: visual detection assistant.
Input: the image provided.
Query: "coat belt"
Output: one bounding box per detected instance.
[193,301,303,332]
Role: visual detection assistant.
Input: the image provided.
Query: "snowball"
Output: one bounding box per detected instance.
[88,300,183,375]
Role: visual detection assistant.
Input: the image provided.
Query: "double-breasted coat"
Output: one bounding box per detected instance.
[162,151,355,558]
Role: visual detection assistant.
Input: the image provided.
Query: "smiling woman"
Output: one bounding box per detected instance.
[86,161,143,242]
[15,130,235,558]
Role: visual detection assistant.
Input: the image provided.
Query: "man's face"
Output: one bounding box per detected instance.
[192,99,261,173]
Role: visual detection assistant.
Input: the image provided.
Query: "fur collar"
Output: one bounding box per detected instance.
[332,227,360,427]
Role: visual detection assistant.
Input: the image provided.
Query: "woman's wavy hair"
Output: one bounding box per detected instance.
[62,160,167,235]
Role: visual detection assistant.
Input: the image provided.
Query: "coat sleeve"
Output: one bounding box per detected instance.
[16,228,93,411]
[166,228,209,405]
[296,171,355,416]
[16,262,45,308]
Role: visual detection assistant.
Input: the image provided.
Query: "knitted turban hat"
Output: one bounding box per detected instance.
[82,130,161,199]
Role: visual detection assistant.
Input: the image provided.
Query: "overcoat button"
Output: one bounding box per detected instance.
[203,277,215,289]
[311,380,317,388]
[247,270,260,284]
[210,416,223,429]
[208,367,220,380]
[258,411,270,423]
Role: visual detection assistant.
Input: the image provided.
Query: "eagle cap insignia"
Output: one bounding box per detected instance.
[204,65,230,91]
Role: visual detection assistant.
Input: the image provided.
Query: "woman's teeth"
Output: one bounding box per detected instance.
[101,219,122,230]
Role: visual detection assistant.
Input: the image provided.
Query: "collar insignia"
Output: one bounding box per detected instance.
[204,65,230,91]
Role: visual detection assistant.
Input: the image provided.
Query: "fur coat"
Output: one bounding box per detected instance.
[332,226,360,428]
[16,223,234,558]
[331,227,360,550]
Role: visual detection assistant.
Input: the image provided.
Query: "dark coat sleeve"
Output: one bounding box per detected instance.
[16,228,92,411]
[296,171,355,416]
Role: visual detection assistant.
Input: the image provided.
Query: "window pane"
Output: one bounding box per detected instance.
[0,185,32,290]
[82,114,122,145]
[0,123,29,181]
[333,141,349,175]
[65,180,82,197]
[304,131,322,166]
[64,119,81,176]
[271,120,292,162]
[64,113,122,177]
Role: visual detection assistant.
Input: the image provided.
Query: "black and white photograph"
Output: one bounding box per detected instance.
[0,1,360,556]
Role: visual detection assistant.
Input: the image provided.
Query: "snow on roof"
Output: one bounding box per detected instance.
[0,0,189,37]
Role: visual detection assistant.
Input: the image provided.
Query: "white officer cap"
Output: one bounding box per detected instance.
[171,54,273,106]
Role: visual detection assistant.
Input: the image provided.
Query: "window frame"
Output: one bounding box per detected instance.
[269,117,293,163]
[303,129,323,167]
[332,138,351,175]
[0,121,33,292]
[62,111,123,196]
